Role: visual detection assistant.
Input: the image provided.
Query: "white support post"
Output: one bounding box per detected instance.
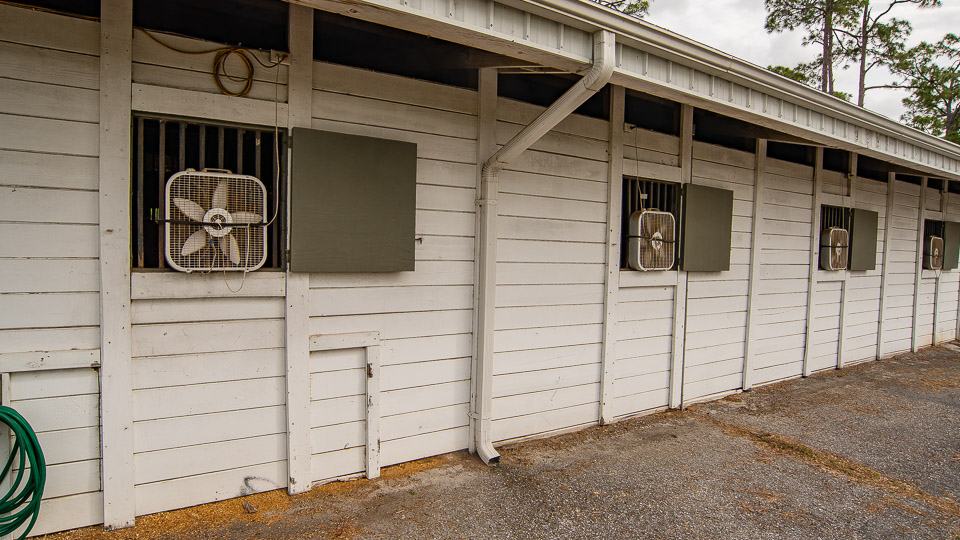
[470,67,498,457]
[802,147,824,377]
[284,4,313,495]
[670,104,693,408]
[99,0,135,529]
[877,172,897,359]
[364,341,381,479]
[837,154,857,370]
[743,139,767,390]
[934,181,947,345]
[911,176,928,352]
[0,374,10,540]
[599,85,625,424]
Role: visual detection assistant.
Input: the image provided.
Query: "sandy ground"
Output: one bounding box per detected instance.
[45,346,960,539]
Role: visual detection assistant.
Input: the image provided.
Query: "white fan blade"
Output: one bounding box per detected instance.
[220,234,240,265]
[212,181,229,210]
[232,211,263,224]
[180,230,207,256]
[173,198,205,222]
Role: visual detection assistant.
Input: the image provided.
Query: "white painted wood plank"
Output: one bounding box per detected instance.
[0,292,96,329]
[493,343,601,376]
[132,319,284,357]
[0,40,98,90]
[134,433,285,485]
[492,363,601,399]
[311,285,474,317]
[10,368,98,400]
[131,297,285,325]
[0,259,99,294]
[0,77,98,123]
[134,461,286,517]
[132,377,285,421]
[37,426,100,466]
[313,61,475,115]
[30,492,103,537]
[130,271,285,300]
[380,403,468,442]
[0,327,99,355]
[0,349,99,373]
[132,348,283,390]
[0,223,98,258]
[0,149,98,191]
[380,380,471,417]
[311,447,365,482]
[492,402,598,443]
[11,394,98,432]
[134,406,285,454]
[0,113,98,156]
[380,426,470,468]
[132,83,288,128]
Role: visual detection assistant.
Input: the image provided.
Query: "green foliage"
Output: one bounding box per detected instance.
[769,64,814,84]
[592,0,651,17]
[764,0,862,93]
[891,34,960,142]
[834,0,941,106]
[770,63,852,100]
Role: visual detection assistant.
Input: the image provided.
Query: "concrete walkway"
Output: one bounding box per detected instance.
[49,346,960,539]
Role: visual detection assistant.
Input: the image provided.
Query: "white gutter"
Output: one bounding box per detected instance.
[514,0,960,162]
[472,29,616,464]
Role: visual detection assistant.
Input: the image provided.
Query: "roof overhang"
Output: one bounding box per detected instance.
[288,0,960,180]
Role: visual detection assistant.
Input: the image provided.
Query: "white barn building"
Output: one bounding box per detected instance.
[1,0,960,534]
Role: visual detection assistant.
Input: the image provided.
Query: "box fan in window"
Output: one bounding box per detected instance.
[627,209,676,271]
[924,235,944,270]
[165,169,267,272]
[820,227,848,271]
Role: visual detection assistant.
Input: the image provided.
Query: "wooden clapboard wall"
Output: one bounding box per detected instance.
[886,181,923,354]
[942,193,960,342]
[844,178,887,363]
[308,62,477,473]
[490,98,609,441]
[751,158,816,385]
[611,128,680,417]
[0,5,104,535]
[683,142,756,401]
[127,25,291,516]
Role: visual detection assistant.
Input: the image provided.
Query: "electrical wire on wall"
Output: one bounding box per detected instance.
[139,28,288,291]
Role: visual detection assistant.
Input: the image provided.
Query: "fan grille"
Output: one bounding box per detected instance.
[628,210,676,271]
[165,171,267,272]
[820,227,849,271]
[925,236,944,270]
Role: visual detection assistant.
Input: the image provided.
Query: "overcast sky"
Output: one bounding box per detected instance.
[644,0,960,122]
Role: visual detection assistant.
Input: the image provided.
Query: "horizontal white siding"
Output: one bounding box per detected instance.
[307,62,477,467]
[682,142,756,400]
[752,158,814,385]
[844,178,887,364]
[0,5,103,535]
[126,25,291,517]
[886,181,921,354]
[491,99,609,441]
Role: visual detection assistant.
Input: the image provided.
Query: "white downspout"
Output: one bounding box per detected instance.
[472,29,616,464]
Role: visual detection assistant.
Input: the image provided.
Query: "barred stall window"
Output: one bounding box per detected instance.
[621,177,680,270]
[132,116,286,269]
[820,205,852,270]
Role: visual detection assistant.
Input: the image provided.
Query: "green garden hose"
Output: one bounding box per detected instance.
[0,406,45,540]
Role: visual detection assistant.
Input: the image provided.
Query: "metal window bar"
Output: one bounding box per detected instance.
[131,116,285,269]
[621,177,680,269]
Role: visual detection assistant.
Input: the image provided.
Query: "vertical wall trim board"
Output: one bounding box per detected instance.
[99,0,135,529]
[802,147,824,376]
[837,155,857,370]
[599,85,625,424]
[470,67,498,457]
[284,4,314,496]
[364,340,381,479]
[934,182,947,344]
[671,104,693,408]
[911,176,928,352]
[877,173,896,359]
[742,139,767,390]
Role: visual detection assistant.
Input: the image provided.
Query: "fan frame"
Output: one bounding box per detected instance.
[924,235,944,270]
[164,170,269,273]
[627,209,677,272]
[819,227,849,271]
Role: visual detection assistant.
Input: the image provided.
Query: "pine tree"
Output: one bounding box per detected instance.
[764,0,862,94]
